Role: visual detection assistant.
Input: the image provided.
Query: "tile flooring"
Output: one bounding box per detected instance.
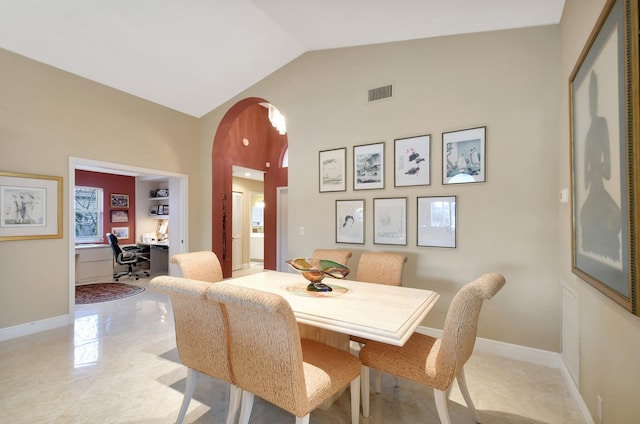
[0,274,585,423]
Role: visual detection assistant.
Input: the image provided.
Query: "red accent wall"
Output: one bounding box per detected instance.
[212,99,288,277]
[75,170,136,245]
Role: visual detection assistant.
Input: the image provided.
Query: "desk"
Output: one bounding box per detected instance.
[137,242,169,274]
[226,270,440,347]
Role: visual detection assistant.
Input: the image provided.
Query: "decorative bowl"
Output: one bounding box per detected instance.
[286,257,350,292]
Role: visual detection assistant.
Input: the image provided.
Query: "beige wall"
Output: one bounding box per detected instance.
[203,25,563,350]
[560,0,640,421]
[0,48,200,328]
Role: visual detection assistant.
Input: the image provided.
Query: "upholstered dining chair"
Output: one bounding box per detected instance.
[311,248,353,267]
[149,276,241,424]
[352,252,408,387]
[170,251,223,282]
[206,282,362,424]
[359,272,506,424]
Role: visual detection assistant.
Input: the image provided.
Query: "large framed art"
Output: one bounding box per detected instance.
[373,197,407,245]
[0,171,63,241]
[319,148,347,192]
[354,142,384,190]
[570,0,640,315]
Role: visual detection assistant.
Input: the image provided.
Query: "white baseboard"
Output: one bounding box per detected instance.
[416,325,594,424]
[0,314,70,342]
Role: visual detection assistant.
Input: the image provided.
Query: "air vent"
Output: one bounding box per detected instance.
[368,84,393,102]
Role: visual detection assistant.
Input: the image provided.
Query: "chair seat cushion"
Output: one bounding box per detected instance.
[300,338,361,413]
[359,332,452,391]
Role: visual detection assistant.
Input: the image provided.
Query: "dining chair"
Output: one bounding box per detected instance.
[359,272,506,424]
[149,276,241,424]
[170,251,223,282]
[311,248,353,266]
[206,282,362,424]
[352,251,408,388]
[355,251,407,286]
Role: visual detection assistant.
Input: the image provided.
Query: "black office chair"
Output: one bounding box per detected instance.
[106,233,150,281]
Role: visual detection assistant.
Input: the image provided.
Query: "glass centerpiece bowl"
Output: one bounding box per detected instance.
[286,257,350,292]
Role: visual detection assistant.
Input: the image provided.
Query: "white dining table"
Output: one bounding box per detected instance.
[225,270,440,347]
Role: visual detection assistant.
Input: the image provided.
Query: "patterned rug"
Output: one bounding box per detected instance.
[75,282,145,305]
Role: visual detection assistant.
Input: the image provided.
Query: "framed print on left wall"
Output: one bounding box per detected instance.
[0,171,63,241]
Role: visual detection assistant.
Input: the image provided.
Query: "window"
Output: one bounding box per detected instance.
[75,186,103,243]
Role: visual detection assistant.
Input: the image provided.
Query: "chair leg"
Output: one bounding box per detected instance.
[350,375,361,424]
[295,414,310,424]
[361,365,370,417]
[238,391,255,424]
[226,384,242,424]
[176,368,198,424]
[434,389,452,424]
[456,366,480,423]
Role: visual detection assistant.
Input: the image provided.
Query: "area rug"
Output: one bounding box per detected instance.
[75,282,145,305]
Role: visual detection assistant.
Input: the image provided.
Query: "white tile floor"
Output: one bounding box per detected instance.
[0,275,584,424]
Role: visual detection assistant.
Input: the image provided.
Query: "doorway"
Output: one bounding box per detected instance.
[68,157,188,316]
[211,98,288,278]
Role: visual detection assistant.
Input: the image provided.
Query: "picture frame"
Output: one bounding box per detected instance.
[394,134,430,187]
[111,226,129,239]
[570,0,640,315]
[354,142,384,190]
[373,197,407,245]
[110,209,129,223]
[0,171,63,241]
[442,126,486,184]
[110,194,129,208]
[319,148,347,192]
[335,199,365,244]
[417,196,456,248]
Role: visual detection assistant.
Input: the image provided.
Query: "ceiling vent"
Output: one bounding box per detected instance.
[368,84,393,102]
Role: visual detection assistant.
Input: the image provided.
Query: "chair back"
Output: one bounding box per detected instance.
[311,249,352,266]
[149,276,233,384]
[356,252,407,286]
[436,272,505,387]
[106,233,123,257]
[206,283,310,416]
[170,251,223,282]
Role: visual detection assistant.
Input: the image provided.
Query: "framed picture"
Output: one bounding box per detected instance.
[354,142,384,190]
[570,0,640,315]
[336,199,365,244]
[110,194,129,208]
[110,210,129,223]
[111,227,129,239]
[442,126,486,184]
[0,171,63,241]
[394,134,430,187]
[417,196,456,248]
[373,197,407,245]
[319,148,347,192]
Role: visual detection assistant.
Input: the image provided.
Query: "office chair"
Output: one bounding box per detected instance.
[106,233,150,281]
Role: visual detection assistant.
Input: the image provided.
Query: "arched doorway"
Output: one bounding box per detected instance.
[211,98,288,278]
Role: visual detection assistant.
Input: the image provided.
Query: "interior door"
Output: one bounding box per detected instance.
[277,187,288,271]
[232,191,243,271]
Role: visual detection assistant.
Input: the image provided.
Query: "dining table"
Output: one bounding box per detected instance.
[225,270,440,347]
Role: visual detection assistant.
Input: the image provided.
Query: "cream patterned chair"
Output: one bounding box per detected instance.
[206,282,362,424]
[355,251,407,286]
[359,273,506,424]
[352,252,408,387]
[170,251,223,282]
[311,248,353,267]
[149,276,241,424]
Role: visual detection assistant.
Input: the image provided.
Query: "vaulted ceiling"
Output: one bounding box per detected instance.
[0,0,565,118]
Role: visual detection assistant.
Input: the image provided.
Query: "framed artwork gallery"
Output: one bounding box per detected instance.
[373,197,407,245]
[354,142,384,190]
[442,126,486,185]
[570,0,640,315]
